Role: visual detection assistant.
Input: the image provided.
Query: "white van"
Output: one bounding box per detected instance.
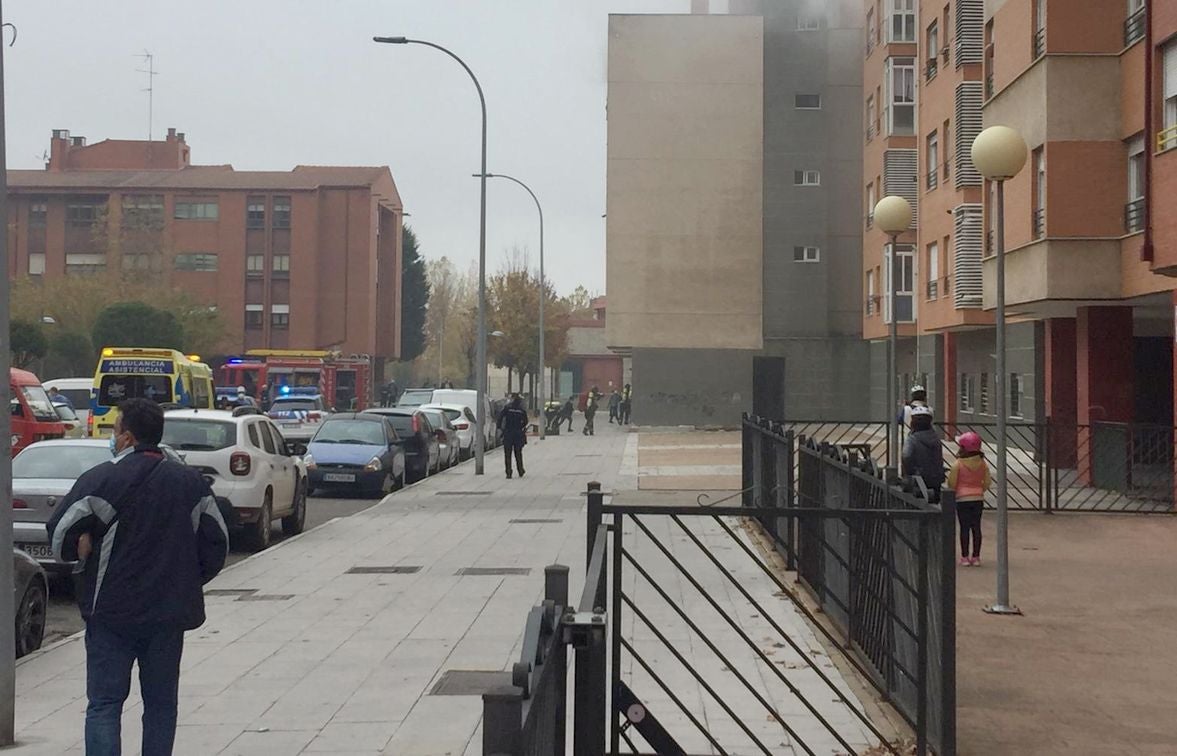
[42,378,94,436]
[399,388,497,448]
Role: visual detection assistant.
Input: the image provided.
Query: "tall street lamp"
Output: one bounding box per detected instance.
[374,35,491,475]
[874,195,913,468]
[479,172,546,439]
[971,125,1027,616]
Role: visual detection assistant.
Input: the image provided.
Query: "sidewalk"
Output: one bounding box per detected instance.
[13,423,880,755]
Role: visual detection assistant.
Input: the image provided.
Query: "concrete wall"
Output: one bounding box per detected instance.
[951,323,1040,424]
[631,347,754,427]
[605,14,764,351]
[765,336,873,420]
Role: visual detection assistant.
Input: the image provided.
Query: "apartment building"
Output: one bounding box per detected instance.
[7,129,404,369]
[863,0,1177,431]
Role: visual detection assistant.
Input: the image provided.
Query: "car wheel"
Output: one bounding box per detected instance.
[282,481,307,537]
[249,494,273,552]
[15,580,46,658]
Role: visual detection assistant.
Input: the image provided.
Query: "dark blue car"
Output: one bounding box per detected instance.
[305,413,406,497]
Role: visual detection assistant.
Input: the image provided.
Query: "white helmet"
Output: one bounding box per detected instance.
[236,385,247,394]
[910,404,934,418]
[910,384,926,395]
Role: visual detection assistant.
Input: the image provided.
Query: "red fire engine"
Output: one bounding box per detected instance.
[216,350,373,411]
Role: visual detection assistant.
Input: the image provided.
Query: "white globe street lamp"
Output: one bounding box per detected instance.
[971,125,1028,616]
[874,195,912,467]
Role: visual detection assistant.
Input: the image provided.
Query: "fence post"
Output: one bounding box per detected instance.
[916,518,930,756]
[939,489,957,756]
[1042,420,1053,514]
[573,621,607,756]
[742,415,754,507]
[483,685,523,756]
[545,564,569,608]
[586,482,602,569]
[784,430,796,571]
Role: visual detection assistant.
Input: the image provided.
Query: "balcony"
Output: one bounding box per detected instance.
[866,212,874,230]
[867,123,876,141]
[1124,8,1145,46]
[1033,27,1045,58]
[1032,208,1046,239]
[1125,198,1145,234]
[925,58,938,82]
[1159,125,1177,153]
[927,169,939,191]
[927,278,938,300]
[985,73,994,98]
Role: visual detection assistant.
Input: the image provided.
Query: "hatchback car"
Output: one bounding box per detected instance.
[305,413,406,497]
[422,403,477,460]
[361,407,440,482]
[163,409,307,551]
[420,407,460,469]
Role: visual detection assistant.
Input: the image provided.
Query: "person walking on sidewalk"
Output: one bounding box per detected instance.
[499,393,529,478]
[607,389,621,424]
[901,405,944,503]
[583,387,600,436]
[947,431,991,567]
[47,398,229,756]
[559,396,576,432]
[620,383,632,425]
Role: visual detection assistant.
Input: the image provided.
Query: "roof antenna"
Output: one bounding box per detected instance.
[135,51,158,141]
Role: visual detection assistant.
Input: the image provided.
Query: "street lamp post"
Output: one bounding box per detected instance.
[971,125,1028,616]
[374,35,490,475]
[0,2,14,741]
[874,196,913,469]
[480,173,545,439]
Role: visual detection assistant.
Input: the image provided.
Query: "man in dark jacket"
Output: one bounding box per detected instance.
[901,404,945,502]
[47,398,229,756]
[559,396,576,432]
[498,393,529,478]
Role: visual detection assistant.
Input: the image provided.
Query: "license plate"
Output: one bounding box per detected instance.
[18,543,53,559]
[323,473,356,483]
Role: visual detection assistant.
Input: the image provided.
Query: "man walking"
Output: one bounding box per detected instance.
[607,389,621,424]
[48,398,229,756]
[498,393,529,479]
[583,387,600,436]
[559,396,576,432]
[620,383,632,425]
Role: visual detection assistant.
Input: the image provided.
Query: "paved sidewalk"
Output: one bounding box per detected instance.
[12,424,879,755]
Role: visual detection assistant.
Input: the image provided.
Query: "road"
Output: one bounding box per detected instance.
[42,492,384,646]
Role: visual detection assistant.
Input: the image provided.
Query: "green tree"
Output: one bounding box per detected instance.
[486,250,571,394]
[400,225,430,361]
[43,330,96,379]
[10,319,48,369]
[91,302,184,352]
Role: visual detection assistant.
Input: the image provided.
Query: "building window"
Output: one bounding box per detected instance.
[175,253,218,272]
[795,93,821,109]
[1127,135,1145,233]
[926,20,939,80]
[121,254,153,271]
[793,246,820,263]
[1032,147,1046,239]
[272,254,290,277]
[1126,0,1146,45]
[66,198,104,226]
[271,304,290,330]
[246,254,265,277]
[245,305,264,330]
[65,254,106,276]
[866,95,877,140]
[29,202,47,229]
[887,0,916,43]
[866,8,877,53]
[979,372,990,414]
[926,130,939,190]
[1033,0,1046,58]
[959,374,975,413]
[794,170,821,186]
[926,241,939,299]
[1163,41,1177,151]
[174,199,219,220]
[885,57,916,136]
[28,253,45,275]
[942,119,951,179]
[246,198,266,229]
[121,194,164,229]
[1009,373,1023,418]
[866,182,877,228]
[866,269,876,315]
[884,244,915,323]
[797,14,820,31]
[273,196,291,229]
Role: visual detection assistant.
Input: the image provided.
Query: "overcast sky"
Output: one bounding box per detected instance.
[5,0,694,296]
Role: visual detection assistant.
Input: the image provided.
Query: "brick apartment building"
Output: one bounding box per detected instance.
[862,0,1177,431]
[7,128,404,370]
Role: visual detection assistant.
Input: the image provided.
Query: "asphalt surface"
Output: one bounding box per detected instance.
[42,492,387,646]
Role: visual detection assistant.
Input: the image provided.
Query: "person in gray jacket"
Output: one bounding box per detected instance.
[901,404,945,502]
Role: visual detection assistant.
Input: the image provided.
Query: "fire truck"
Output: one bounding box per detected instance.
[216,350,373,411]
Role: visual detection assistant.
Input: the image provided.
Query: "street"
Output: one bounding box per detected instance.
[43,492,388,646]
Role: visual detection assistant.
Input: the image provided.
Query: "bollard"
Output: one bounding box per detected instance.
[482,685,523,756]
[545,564,569,607]
[586,482,602,570]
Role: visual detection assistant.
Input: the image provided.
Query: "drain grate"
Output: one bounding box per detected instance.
[236,594,295,602]
[429,669,512,696]
[455,567,531,576]
[509,518,563,524]
[346,566,422,575]
[435,491,493,496]
[206,588,257,597]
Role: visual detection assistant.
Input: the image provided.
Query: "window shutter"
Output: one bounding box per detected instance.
[1165,42,1177,99]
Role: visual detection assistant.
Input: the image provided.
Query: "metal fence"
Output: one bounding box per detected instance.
[745,415,956,756]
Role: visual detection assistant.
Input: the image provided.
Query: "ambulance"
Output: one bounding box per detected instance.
[90,348,214,437]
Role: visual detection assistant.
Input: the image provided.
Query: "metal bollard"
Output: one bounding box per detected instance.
[545,564,569,608]
[586,481,602,569]
[482,685,523,756]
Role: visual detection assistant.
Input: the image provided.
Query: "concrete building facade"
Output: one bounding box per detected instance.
[606,1,870,427]
[7,128,404,368]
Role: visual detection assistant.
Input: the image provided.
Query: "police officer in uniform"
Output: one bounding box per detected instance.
[498,393,529,479]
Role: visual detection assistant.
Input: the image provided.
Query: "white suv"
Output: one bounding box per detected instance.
[162,409,307,551]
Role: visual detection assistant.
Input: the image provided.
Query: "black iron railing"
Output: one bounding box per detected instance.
[1033,27,1046,58]
[927,278,938,300]
[1125,7,1145,46]
[927,168,939,190]
[926,58,938,81]
[985,72,994,98]
[1125,198,1145,233]
[1033,207,1046,239]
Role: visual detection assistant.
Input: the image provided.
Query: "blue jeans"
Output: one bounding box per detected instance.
[85,622,185,756]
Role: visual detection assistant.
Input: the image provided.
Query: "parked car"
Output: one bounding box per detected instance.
[11,439,200,572]
[13,549,46,658]
[42,377,93,434]
[420,407,461,469]
[395,388,436,408]
[398,389,497,450]
[362,407,441,482]
[51,403,85,438]
[267,390,330,443]
[162,409,307,551]
[422,403,477,460]
[305,413,406,497]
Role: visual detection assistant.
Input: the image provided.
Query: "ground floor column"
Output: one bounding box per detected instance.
[1044,318,1077,467]
[1076,306,1135,484]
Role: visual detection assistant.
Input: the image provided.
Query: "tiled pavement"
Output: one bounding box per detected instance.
[12,423,881,755]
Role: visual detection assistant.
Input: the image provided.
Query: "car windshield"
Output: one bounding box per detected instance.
[270,399,317,413]
[54,404,79,422]
[19,385,60,421]
[97,375,173,406]
[374,414,414,434]
[14,445,111,479]
[312,420,385,445]
[161,419,238,451]
[397,389,433,407]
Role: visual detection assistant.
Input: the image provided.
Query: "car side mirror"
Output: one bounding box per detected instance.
[288,442,308,457]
